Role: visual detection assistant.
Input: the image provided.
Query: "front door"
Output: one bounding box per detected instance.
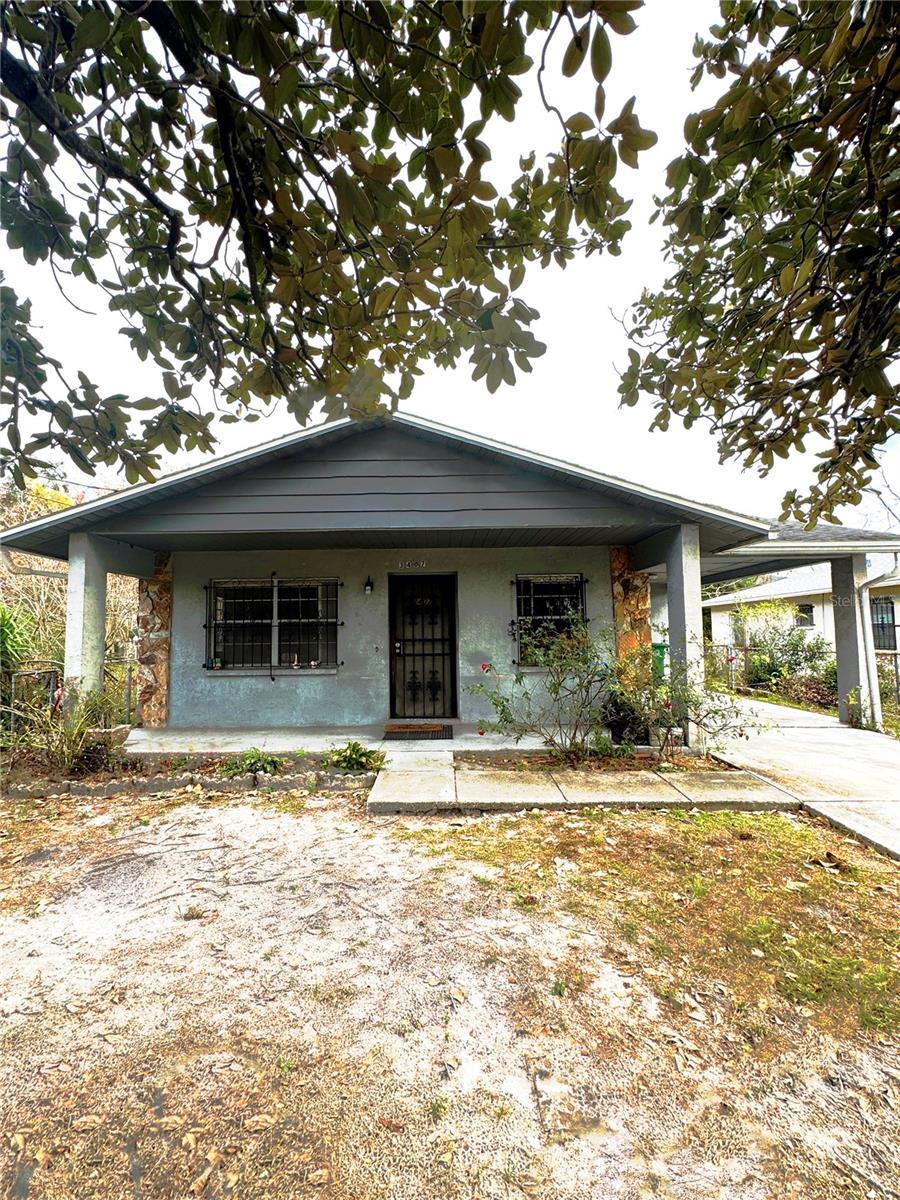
[389,575,457,719]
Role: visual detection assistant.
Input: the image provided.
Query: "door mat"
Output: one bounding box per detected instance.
[383,723,453,740]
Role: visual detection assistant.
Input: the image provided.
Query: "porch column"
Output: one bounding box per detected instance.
[665,524,705,746]
[64,532,107,694]
[830,555,881,728]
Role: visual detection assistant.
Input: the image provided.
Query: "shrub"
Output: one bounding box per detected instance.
[322,741,385,772]
[605,644,755,761]
[469,621,616,763]
[779,672,839,710]
[220,748,285,779]
[0,600,33,673]
[472,624,751,763]
[0,601,35,712]
[2,692,116,775]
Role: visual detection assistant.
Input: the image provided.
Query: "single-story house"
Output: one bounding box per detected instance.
[4,413,900,736]
[704,562,900,651]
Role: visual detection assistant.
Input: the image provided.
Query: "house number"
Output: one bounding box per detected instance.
[398,559,426,569]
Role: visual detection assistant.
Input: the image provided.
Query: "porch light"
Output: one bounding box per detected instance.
[364,576,375,595]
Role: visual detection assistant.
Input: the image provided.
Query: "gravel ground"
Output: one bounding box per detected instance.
[0,792,896,1199]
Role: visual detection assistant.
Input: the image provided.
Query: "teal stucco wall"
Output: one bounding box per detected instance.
[168,546,613,728]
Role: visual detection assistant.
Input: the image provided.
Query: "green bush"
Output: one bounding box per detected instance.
[746,627,832,689]
[472,624,752,763]
[322,741,385,772]
[0,600,33,673]
[469,621,616,762]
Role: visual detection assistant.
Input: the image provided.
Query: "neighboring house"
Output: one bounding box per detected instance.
[704,563,900,651]
[3,413,900,735]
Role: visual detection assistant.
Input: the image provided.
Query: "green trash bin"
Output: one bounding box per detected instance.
[651,641,668,681]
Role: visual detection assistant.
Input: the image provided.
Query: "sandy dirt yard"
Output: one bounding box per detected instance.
[0,784,897,1200]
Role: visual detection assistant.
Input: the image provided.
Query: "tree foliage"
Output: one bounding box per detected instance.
[0,0,653,484]
[621,0,899,525]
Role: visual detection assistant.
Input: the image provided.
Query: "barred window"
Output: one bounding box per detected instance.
[514,574,585,664]
[871,596,896,651]
[206,579,339,670]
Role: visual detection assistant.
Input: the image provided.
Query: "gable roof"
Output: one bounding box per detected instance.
[1,412,769,560]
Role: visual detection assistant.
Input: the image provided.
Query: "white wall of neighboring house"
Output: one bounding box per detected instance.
[704,559,900,652]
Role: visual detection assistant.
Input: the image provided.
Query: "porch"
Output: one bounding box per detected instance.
[124,722,546,755]
[3,414,898,740]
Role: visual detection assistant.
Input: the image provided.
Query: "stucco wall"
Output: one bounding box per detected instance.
[168,546,613,728]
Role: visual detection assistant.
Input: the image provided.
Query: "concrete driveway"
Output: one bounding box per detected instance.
[723,698,900,858]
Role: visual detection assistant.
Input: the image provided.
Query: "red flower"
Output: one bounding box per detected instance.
[481,662,490,672]
[478,728,485,736]
[726,655,735,664]
[664,700,672,710]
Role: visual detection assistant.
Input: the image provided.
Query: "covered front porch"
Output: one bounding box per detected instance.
[3,415,898,742]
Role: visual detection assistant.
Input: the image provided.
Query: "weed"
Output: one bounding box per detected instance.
[276,1057,296,1075]
[322,741,385,772]
[179,904,206,921]
[686,873,712,900]
[220,748,285,779]
[261,945,279,961]
[272,790,307,815]
[429,1095,449,1123]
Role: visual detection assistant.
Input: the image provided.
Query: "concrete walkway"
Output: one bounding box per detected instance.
[722,698,900,859]
[368,755,791,815]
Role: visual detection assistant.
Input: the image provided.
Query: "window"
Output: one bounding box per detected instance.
[514,574,585,664]
[206,579,339,670]
[794,603,815,629]
[871,596,897,651]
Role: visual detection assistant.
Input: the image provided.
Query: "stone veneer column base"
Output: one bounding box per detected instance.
[609,546,651,661]
[137,554,172,727]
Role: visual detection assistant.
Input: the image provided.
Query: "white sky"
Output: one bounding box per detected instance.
[4,0,898,528]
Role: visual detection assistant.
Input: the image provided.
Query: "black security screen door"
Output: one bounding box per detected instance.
[389,575,457,719]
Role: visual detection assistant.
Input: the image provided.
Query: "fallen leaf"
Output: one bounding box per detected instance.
[189,1165,213,1195]
[72,1116,102,1132]
[377,1116,405,1133]
[244,1113,276,1133]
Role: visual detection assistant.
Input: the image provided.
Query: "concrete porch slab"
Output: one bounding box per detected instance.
[125,726,547,756]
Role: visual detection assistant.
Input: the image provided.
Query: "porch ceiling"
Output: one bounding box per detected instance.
[55,519,682,554]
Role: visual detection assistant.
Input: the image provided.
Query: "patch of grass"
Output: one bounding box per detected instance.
[178,904,206,921]
[398,809,899,1034]
[429,1095,449,1123]
[270,789,308,815]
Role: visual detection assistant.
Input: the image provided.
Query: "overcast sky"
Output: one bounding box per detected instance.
[4,0,898,529]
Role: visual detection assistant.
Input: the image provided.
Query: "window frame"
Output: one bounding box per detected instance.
[205,577,341,673]
[871,596,897,651]
[513,573,586,666]
[794,602,815,629]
